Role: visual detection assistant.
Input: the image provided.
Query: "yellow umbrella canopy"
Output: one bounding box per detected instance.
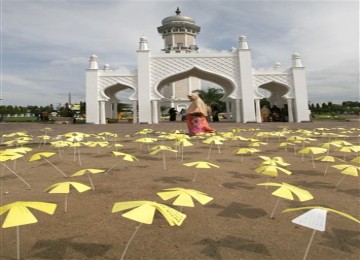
[157,187,213,207]
[351,156,360,163]
[0,201,57,228]
[29,152,67,178]
[183,161,219,169]
[183,161,220,182]
[331,164,360,187]
[298,147,328,168]
[257,182,313,202]
[259,156,290,167]
[44,181,91,193]
[258,182,313,218]
[315,155,345,175]
[255,165,292,177]
[112,151,138,162]
[44,182,91,212]
[112,200,186,226]
[298,147,328,155]
[29,152,56,161]
[71,168,105,190]
[331,164,360,176]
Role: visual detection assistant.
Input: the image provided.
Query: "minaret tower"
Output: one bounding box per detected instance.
[157,7,200,53]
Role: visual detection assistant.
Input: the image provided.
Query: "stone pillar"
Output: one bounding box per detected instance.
[234,99,241,123]
[287,99,294,123]
[255,99,261,123]
[152,100,159,124]
[85,55,99,124]
[132,100,138,124]
[100,101,107,124]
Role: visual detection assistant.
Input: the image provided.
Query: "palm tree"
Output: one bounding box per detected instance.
[192,88,225,111]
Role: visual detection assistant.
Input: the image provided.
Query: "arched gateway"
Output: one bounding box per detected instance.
[85,8,310,124]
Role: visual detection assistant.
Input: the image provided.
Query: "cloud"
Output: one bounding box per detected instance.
[1,0,359,106]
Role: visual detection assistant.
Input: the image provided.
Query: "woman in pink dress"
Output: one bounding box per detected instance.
[186,93,214,136]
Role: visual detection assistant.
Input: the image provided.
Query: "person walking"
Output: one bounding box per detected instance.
[185,93,214,136]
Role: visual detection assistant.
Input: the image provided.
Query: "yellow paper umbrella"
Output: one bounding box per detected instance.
[259,156,290,167]
[71,168,105,190]
[351,156,360,164]
[331,164,360,187]
[282,206,360,260]
[203,136,225,159]
[112,200,186,260]
[315,155,344,175]
[183,161,220,182]
[134,137,157,151]
[257,182,313,218]
[174,138,193,162]
[29,152,67,177]
[233,148,260,162]
[339,145,360,160]
[112,200,186,225]
[106,151,138,174]
[0,201,57,260]
[157,187,213,207]
[0,151,32,189]
[298,147,328,168]
[44,182,91,212]
[255,165,292,177]
[150,145,178,171]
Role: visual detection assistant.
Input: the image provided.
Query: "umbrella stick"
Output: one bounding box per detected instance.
[13,159,16,171]
[192,170,198,182]
[162,151,166,171]
[65,193,68,212]
[78,149,82,166]
[241,154,244,163]
[217,144,221,154]
[207,143,213,160]
[324,162,329,176]
[303,229,316,260]
[105,159,122,174]
[181,145,184,162]
[44,158,68,177]
[73,147,76,161]
[88,174,95,190]
[335,175,346,187]
[16,226,20,260]
[1,163,32,189]
[270,197,281,218]
[121,223,143,260]
[311,154,315,168]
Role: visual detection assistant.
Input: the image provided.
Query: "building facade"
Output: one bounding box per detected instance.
[85,8,310,124]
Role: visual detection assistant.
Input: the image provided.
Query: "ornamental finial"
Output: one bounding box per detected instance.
[175,7,181,15]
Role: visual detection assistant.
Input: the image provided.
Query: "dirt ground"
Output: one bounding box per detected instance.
[0,121,359,260]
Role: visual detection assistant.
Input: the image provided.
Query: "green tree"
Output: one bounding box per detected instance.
[192,88,225,112]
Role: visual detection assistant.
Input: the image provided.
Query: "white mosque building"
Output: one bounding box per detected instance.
[85,8,310,124]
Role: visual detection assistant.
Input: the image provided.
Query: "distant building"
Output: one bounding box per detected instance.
[86,8,309,124]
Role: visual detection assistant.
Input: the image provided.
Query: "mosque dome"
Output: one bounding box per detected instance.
[161,7,196,25]
[157,7,200,33]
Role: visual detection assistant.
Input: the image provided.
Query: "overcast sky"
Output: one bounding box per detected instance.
[1,0,359,107]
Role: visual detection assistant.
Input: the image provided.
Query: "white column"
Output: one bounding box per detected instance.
[255,99,261,123]
[234,99,241,123]
[132,100,138,124]
[100,101,107,124]
[287,99,294,123]
[152,100,159,124]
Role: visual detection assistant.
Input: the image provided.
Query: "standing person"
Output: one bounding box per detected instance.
[212,105,220,122]
[186,93,214,136]
[168,107,177,121]
[180,108,187,121]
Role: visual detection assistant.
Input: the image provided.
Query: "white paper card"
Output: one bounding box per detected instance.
[291,208,327,231]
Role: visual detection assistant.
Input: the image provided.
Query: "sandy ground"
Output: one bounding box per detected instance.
[0,120,359,260]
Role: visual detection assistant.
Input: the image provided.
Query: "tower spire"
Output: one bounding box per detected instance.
[175,7,181,15]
